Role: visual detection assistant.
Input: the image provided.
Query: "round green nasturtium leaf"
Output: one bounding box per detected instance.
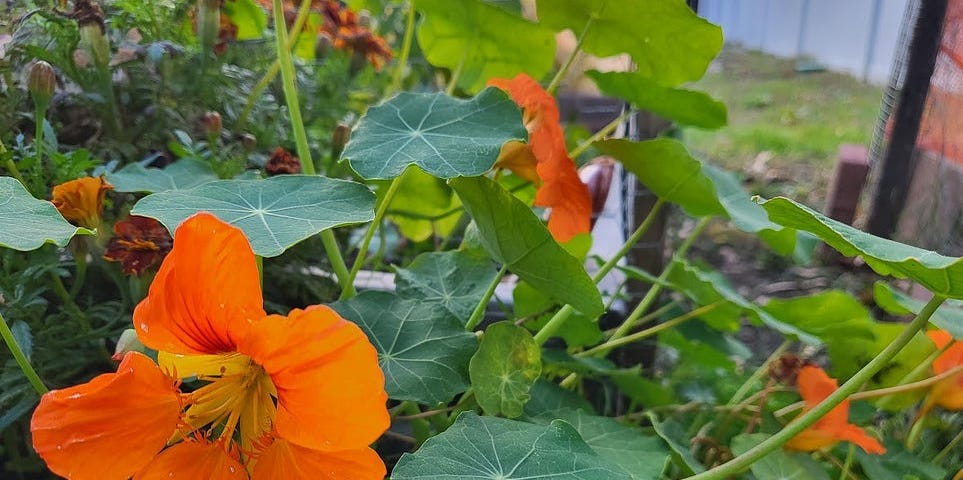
[0,177,91,251]
[394,250,497,326]
[416,0,555,93]
[758,196,963,299]
[341,89,527,180]
[450,176,603,317]
[333,291,477,405]
[131,175,374,257]
[107,159,218,193]
[392,412,631,479]
[530,408,671,480]
[536,0,722,87]
[469,321,541,418]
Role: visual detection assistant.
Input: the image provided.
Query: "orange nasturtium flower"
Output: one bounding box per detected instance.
[923,330,963,411]
[51,176,113,229]
[31,213,389,479]
[784,365,886,454]
[488,73,592,243]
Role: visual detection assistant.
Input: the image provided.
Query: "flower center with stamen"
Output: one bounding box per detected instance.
[181,355,277,450]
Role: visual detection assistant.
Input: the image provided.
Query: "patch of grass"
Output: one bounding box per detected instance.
[684,47,884,203]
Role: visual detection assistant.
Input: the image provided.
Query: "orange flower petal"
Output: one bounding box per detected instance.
[495,141,540,184]
[133,213,265,355]
[787,366,886,454]
[796,365,850,427]
[783,428,839,452]
[252,439,385,480]
[489,74,591,242]
[834,424,886,455]
[51,176,113,229]
[534,153,593,242]
[31,352,182,480]
[237,306,389,451]
[135,441,246,480]
[929,330,963,374]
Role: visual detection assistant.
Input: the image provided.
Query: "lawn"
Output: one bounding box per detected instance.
[685,47,885,204]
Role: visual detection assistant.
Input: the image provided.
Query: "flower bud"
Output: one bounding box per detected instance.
[28,61,56,106]
[358,10,372,28]
[240,133,257,151]
[201,111,222,137]
[331,122,351,159]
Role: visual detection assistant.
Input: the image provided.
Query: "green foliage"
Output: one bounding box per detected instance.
[469,321,542,418]
[530,409,671,479]
[588,71,727,129]
[333,291,477,405]
[874,281,963,339]
[341,89,527,179]
[450,176,603,317]
[394,250,497,325]
[416,0,556,93]
[536,0,722,86]
[0,177,91,251]
[393,412,632,479]
[760,197,963,298]
[132,175,375,257]
[731,433,831,480]
[107,159,219,193]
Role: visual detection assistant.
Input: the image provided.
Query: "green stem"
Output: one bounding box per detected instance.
[533,199,668,346]
[578,301,725,357]
[465,264,508,330]
[400,401,432,446]
[445,52,467,96]
[236,0,312,130]
[0,139,25,185]
[608,217,710,343]
[686,294,947,480]
[339,177,403,300]
[533,305,574,346]
[933,428,963,464]
[591,198,665,284]
[567,109,633,160]
[273,0,315,175]
[839,443,856,480]
[69,252,88,299]
[728,340,792,406]
[273,0,352,293]
[387,0,416,96]
[33,103,46,183]
[546,16,595,95]
[0,311,48,395]
[321,231,352,295]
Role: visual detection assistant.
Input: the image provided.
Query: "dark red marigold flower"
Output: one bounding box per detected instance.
[103,216,173,276]
[265,147,302,175]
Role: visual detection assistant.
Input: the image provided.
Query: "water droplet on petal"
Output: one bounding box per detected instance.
[139,322,149,332]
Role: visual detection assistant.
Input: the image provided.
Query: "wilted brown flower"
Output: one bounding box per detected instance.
[103,216,173,276]
[265,147,301,175]
[769,352,808,385]
[51,176,113,230]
